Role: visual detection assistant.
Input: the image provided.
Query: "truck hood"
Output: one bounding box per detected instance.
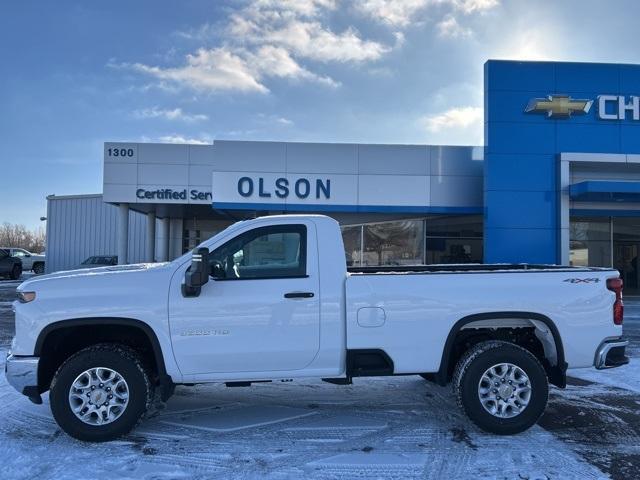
[18,262,170,289]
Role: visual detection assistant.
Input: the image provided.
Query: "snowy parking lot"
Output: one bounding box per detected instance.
[1,277,639,480]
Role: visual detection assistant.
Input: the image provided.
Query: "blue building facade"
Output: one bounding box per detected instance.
[485,60,640,277]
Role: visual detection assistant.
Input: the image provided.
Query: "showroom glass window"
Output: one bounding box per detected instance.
[569,217,611,267]
[425,215,483,264]
[340,215,483,266]
[362,220,424,266]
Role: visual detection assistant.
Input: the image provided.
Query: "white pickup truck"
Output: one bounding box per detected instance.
[6,215,629,442]
[3,248,45,274]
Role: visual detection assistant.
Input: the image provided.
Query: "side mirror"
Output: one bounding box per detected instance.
[183,247,210,297]
[25,253,31,258]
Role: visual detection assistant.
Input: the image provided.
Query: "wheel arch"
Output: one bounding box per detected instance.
[35,317,172,396]
[436,312,567,388]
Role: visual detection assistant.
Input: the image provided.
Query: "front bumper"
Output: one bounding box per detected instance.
[594,338,629,370]
[5,353,42,404]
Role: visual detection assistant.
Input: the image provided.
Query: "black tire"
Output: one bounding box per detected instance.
[10,264,21,280]
[33,262,44,275]
[50,343,154,442]
[452,340,548,435]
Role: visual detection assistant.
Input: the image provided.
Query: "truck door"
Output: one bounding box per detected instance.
[168,222,320,376]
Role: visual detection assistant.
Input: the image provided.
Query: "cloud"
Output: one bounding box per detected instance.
[357,0,499,27]
[157,135,211,145]
[229,2,389,63]
[128,48,269,93]
[423,105,482,131]
[421,106,483,144]
[129,44,342,94]
[436,15,471,38]
[173,23,219,41]
[125,0,394,94]
[133,106,208,122]
[356,0,431,27]
[255,0,338,17]
[451,0,499,14]
[246,45,340,86]
[256,113,294,125]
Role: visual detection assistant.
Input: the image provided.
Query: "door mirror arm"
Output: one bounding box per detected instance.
[183,247,210,297]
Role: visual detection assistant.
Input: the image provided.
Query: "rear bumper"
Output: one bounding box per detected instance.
[4,353,42,404]
[594,338,629,369]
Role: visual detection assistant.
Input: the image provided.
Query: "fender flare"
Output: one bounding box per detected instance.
[435,311,567,388]
[34,317,173,396]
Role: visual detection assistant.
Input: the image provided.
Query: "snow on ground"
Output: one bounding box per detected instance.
[0,277,639,479]
[0,355,607,480]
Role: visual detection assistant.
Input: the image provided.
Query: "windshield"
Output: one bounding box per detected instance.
[81,257,94,265]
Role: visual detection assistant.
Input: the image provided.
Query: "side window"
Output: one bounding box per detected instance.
[210,225,307,280]
[13,250,25,257]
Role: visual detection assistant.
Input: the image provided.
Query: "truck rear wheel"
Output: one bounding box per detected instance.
[33,262,44,275]
[452,340,548,435]
[50,344,153,442]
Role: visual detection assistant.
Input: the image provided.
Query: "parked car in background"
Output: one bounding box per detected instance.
[75,255,118,269]
[2,248,45,274]
[0,248,22,280]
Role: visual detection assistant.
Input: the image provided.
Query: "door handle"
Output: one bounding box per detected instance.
[284,291,314,299]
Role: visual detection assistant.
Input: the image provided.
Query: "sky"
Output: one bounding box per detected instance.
[2,0,640,229]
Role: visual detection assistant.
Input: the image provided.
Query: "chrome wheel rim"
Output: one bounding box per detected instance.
[478,363,531,418]
[68,367,129,425]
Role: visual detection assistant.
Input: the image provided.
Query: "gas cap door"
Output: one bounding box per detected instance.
[357,307,386,328]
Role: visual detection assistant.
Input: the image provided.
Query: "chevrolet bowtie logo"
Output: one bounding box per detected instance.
[525,95,593,118]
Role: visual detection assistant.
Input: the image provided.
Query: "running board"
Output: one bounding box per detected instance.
[322,377,352,385]
[225,380,272,387]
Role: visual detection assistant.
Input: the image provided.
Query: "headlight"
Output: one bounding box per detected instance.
[17,291,36,303]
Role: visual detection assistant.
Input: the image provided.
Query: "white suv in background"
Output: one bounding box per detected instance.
[4,248,45,274]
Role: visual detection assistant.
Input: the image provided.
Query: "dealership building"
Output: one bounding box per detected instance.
[46,60,640,293]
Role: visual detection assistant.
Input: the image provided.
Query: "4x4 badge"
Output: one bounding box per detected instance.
[563,278,600,284]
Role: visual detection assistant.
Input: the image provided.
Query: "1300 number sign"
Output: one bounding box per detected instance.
[107,148,134,157]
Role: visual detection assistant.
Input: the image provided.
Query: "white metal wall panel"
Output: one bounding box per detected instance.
[46,195,148,273]
[358,144,429,175]
[103,140,485,210]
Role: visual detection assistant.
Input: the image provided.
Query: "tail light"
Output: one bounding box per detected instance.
[607,277,624,326]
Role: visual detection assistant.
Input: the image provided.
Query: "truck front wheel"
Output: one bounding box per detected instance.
[452,340,548,435]
[50,344,154,442]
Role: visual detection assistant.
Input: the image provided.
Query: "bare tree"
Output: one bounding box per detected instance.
[0,223,46,253]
